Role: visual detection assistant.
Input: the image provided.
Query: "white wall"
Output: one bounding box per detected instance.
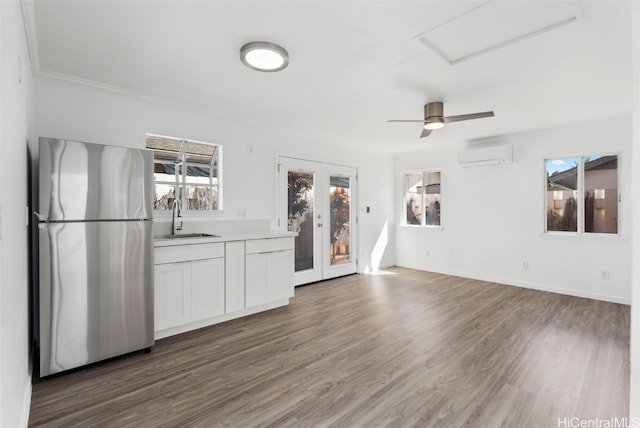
[0,1,34,426]
[34,78,395,272]
[629,0,640,421]
[395,115,632,304]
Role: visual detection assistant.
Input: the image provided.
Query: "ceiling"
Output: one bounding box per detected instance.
[24,1,633,154]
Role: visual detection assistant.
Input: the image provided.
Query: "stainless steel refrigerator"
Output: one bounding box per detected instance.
[37,137,154,376]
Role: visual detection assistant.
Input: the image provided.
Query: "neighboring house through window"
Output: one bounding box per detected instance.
[545,154,618,234]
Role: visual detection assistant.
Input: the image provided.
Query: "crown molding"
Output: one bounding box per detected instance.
[35,68,345,152]
[18,0,378,155]
[20,0,40,76]
[19,0,318,143]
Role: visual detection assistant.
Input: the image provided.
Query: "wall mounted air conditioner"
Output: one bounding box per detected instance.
[457,145,512,167]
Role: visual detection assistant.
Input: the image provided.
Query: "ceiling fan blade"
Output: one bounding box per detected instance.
[443,111,494,123]
[420,128,432,138]
[387,119,427,123]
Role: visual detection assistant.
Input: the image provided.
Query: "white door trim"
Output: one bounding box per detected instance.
[277,156,358,286]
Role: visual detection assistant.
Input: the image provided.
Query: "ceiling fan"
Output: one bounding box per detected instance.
[388,102,495,138]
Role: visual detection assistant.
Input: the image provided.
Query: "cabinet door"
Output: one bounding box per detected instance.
[246,253,269,308]
[154,262,191,331]
[269,250,294,301]
[225,241,245,313]
[191,258,225,321]
[246,250,294,308]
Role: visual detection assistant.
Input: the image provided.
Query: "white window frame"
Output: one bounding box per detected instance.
[401,169,442,228]
[543,152,620,236]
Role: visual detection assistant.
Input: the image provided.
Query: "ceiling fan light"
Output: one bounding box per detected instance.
[241,41,289,72]
[424,118,444,130]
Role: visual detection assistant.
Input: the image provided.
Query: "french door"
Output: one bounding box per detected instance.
[278,157,358,286]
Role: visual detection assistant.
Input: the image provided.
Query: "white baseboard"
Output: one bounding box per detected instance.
[155,299,289,340]
[395,263,631,305]
[378,260,395,270]
[360,257,395,273]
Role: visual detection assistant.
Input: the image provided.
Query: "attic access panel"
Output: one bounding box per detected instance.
[414,0,580,65]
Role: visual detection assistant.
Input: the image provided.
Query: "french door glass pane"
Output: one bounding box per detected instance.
[288,171,315,272]
[329,176,351,266]
[546,157,578,232]
[584,155,618,234]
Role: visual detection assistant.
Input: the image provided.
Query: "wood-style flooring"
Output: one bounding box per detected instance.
[29,267,630,427]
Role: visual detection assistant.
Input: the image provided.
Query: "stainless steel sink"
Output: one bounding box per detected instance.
[155,233,221,240]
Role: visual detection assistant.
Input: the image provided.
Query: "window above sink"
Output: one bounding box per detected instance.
[146,134,223,213]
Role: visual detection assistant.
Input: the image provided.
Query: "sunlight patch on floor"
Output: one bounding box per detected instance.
[363,268,397,276]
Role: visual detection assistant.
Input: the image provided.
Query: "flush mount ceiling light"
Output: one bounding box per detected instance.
[240,41,289,72]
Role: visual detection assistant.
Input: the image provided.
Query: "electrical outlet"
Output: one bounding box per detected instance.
[601,270,610,280]
[238,209,247,219]
[425,249,430,256]
[522,261,529,270]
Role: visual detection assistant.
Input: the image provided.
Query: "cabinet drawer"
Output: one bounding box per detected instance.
[155,243,224,264]
[245,237,293,254]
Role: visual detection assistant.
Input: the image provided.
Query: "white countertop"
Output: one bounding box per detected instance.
[154,231,297,247]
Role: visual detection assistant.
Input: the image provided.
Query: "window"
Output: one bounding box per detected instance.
[146,134,222,211]
[545,154,618,234]
[403,170,441,226]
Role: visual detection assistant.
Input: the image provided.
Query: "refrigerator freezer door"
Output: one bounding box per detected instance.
[39,138,154,221]
[39,220,154,376]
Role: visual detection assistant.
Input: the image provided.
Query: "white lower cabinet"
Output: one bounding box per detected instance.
[154,235,294,338]
[245,238,294,308]
[154,243,225,332]
[154,262,191,331]
[191,258,225,320]
[225,241,245,313]
[245,254,269,308]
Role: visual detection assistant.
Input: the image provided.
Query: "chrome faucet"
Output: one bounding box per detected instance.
[171,199,183,235]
